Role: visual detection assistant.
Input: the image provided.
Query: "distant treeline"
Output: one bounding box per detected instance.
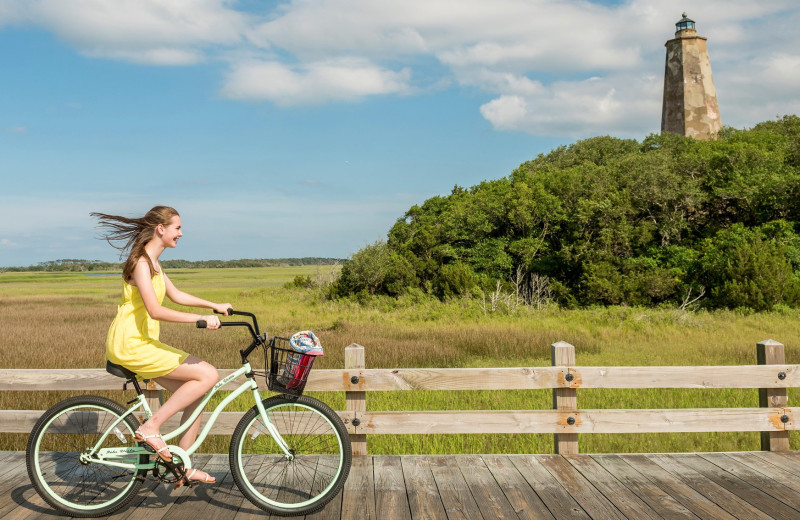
[1,258,343,273]
[332,115,800,311]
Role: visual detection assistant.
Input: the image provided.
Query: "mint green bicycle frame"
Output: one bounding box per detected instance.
[80,361,291,472]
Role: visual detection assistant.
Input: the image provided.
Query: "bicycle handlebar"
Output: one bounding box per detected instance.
[196,309,262,344]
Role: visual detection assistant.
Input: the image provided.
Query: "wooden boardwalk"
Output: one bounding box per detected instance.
[4,450,800,519]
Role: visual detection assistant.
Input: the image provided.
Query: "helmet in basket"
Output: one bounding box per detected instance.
[289,330,324,356]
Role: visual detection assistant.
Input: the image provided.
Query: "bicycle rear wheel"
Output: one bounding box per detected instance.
[26,395,148,517]
[230,394,352,516]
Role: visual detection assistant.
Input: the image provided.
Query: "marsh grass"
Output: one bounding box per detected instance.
[2,267,799,453]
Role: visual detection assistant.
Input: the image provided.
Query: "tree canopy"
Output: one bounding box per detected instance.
[333,116,800,310]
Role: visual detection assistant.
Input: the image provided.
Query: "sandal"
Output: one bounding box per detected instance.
[186,468,215,484]
[134,429,172,461]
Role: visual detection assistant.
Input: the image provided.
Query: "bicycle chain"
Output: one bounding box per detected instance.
[80,450,190,485]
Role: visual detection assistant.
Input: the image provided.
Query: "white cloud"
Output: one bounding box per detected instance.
[221,58,412,106]
[84,46,206,66]
[4,0,800,134]
[11,0,247,65]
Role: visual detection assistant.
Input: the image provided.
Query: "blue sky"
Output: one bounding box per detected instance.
[2,0,800,267]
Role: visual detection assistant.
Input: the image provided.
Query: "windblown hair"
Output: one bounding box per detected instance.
[90,206,179,281]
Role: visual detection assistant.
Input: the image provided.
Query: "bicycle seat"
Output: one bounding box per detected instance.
[106,360,137,380]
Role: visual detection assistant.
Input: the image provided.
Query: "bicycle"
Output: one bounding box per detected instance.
[25,310,352,517]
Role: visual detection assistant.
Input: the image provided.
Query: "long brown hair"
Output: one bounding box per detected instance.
[91,206,180,281]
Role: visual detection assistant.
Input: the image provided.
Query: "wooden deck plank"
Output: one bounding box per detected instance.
[728,452,800,495]
[0,451,23,469]
[757,451,800,476]
[340,455,376,520]
[4,452,800,520]
[751,451,800,477]
[0,459,46,519]
[537,454,626,520]
[1,480,57,520]
[591,454,700,519]
[401,456,448,520]
[306,488,344,520]
[482,455,555,520]
[510,455,592,519]
[700,453,800,512]
[455,455,519,519]
[563,455,661,520]
[621,454,736,520]
[646,453,773,520]
[374,456,412,520]
[121,453,214,520]
[178,455,254,520]
[675,453,800,519]
[160,454,227,520]
[4,453,213,520]
[427,455,483,520]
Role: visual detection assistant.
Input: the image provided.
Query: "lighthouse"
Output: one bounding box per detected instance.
[661,13,722,139]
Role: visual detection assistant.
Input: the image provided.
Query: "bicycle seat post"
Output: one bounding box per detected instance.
[106,360,145,395]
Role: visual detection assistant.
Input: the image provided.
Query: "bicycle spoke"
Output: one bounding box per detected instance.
[230,395,351,515]
[27,397,146,517]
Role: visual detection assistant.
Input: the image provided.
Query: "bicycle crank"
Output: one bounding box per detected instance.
[152,457,194,487]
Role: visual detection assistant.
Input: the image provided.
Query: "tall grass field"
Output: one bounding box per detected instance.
[1,266,798,454]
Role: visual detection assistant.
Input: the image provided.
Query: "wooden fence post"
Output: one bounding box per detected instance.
[345,343,367,455]
[137,380,163,424]
[758,339,790,452]
[552,341,578,454]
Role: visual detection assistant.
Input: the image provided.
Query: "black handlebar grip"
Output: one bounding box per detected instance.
[214,308,234,316]
[197,320,207,329]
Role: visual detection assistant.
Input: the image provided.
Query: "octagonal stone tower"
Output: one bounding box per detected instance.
[661,13,722,139]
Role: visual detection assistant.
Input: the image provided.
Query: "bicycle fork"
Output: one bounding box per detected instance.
[252,387,294,460]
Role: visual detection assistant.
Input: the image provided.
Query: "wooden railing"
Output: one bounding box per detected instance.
[1,340,796,455]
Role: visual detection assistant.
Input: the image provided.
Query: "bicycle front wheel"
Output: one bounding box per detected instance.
[26,395,147,518]
[230,394,352,516]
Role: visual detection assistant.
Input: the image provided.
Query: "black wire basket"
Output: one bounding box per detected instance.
[266,336,316,396]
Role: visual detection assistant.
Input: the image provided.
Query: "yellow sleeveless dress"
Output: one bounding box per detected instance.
[106,270,189,379]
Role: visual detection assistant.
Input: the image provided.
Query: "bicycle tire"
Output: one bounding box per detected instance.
[229,394,352,516]
[26,395,148,517]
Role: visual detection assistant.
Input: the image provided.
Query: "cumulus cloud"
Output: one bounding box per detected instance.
[8,0,247,65]
[3,0,800,135]
[221,58,412,105]
[479,72,663,137]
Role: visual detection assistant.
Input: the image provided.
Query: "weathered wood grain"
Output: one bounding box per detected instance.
[4,364,799,391]
[5,452,800,520]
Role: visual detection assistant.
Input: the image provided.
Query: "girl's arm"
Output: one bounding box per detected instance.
[163,271,232,315]
[131,260,222,328]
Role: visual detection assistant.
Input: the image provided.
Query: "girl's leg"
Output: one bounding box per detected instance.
[136,356,218,449]
[154,377,207,452]
[154,376,217,484]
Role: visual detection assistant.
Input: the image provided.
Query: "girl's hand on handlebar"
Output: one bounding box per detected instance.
[213,303,233,316]
[201,315,221,330]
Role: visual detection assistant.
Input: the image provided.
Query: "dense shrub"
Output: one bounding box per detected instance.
[335,115,800,309]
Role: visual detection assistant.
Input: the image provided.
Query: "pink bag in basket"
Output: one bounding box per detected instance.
[284,331,323,389]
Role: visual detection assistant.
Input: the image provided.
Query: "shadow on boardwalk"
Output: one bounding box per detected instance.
[3,451,800,519]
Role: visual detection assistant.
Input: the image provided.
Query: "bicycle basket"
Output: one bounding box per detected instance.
[267,336,316,396]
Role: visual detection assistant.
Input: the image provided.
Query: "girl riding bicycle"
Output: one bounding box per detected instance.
[92,205,230,485]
